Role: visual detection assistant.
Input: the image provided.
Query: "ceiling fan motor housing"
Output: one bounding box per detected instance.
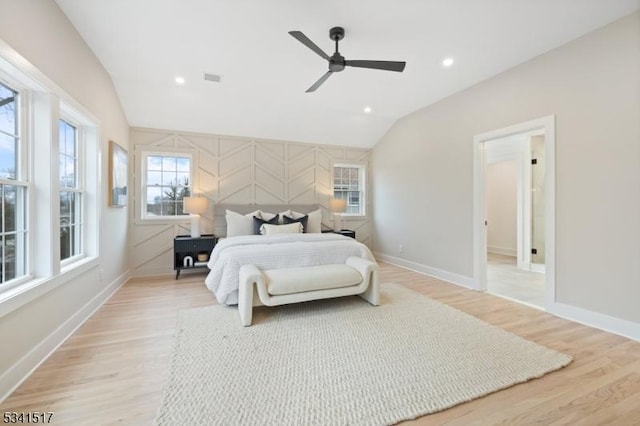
[329,54,346,72]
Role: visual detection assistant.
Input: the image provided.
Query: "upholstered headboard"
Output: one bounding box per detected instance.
[214,204,326,237]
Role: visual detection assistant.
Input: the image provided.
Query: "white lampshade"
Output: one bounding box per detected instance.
[184,196,208,215]
[183,196,208,238]
[329,198,347,213]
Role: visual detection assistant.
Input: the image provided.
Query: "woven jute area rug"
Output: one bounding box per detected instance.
[155,283,571,425]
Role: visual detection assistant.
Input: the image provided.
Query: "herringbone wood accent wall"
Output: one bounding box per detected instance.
[130,128,371,276]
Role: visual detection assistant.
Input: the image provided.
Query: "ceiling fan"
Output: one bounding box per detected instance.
[288,26,406,92]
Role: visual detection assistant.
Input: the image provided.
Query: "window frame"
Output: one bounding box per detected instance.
[0,77,30,288]
[58,117,84,267]
[332,162,366,217]
[137,147,195,222]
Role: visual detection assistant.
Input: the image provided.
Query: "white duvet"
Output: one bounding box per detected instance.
[205,233,375,305]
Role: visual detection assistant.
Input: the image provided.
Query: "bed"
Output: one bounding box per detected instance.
[204,204,376,305]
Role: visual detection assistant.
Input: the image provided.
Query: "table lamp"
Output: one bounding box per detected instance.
[329,197,347,231]
[183,196,208,238]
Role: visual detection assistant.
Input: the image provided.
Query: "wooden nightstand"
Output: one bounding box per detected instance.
[174,234,217,279]
[321,229,356,239]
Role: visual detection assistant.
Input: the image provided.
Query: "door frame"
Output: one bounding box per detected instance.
[473,115,556,309]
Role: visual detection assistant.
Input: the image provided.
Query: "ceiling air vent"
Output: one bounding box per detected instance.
[204,73,222,83]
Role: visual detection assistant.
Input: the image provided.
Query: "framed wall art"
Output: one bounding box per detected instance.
[109,140,128,207]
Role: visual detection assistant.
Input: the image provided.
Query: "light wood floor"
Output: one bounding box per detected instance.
[1,263,639,425]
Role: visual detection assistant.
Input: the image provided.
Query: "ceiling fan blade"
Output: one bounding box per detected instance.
[345,60,406,72]
[289,31,330,61]
[306,71,333,93]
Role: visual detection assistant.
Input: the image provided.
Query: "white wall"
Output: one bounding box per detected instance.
[486,161,517,256]
[130,128,371,276]
[0,0,130,397]
[372,12,640,324]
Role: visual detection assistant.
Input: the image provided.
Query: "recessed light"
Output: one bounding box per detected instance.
[364,106,372,113]
[175,76,185,85]
[442,57,454,67]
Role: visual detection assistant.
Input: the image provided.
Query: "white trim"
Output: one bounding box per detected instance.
[486,290,544,311]
[0,257,98,319]
[0,269,130,403]
[377,253,639,342]
[548,302,640,342]
[374,252,475,289]
[473,116,556,311]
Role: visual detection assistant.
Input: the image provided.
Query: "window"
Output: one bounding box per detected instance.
[0,81,27,285]
[59,119,82,262]
[333,163,366,216]
[0,45,100,303]
[142,152,192,218]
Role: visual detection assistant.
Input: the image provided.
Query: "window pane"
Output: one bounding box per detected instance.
[162,156,177,171]
[176,172,189,187]
[147,156,162,171]
[0,133,17,180]
[146,186,162,216]
[67,157,77,187]
[3,184,17,233]
[147,171,162,186]
[60,226,71,260]
[3,234,16,282]
[0,84,17,136]
[59,123,66,156]
[60,191,71,221]
[162,171,176,186]
[161,200,176,216]
[58,155,66,184]
[69,192,77,225]
[66,124,76,157]
[69,224,76,258]
[176,157,190,172]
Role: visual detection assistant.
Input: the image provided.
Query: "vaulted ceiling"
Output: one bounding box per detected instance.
[56,0,639,148]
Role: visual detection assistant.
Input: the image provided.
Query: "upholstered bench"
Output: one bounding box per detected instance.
[238,256,380,326]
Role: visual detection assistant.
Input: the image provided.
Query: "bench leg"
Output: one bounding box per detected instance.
[359,269,380,306]
[238,274,254,327]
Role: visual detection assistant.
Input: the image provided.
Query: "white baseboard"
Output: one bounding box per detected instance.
[487,246,517,257]
[548,301,639,342]
[0,269,131,403]
[374,252,475,289]
[376,252,639,342]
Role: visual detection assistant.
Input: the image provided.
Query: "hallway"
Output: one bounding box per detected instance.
[487,253,545,308]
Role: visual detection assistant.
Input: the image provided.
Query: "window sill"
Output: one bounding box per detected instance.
[0,256,99,319]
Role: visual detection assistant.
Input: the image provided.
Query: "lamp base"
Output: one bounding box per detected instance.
[333,213,342,232]
[190,214,201,238]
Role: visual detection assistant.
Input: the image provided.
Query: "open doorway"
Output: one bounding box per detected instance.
[473,116,555,311]
[484,132,545,308]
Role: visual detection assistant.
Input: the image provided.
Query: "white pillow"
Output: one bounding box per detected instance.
[260,222,303,235]
[226,209,261,237]
[291,208,322,233]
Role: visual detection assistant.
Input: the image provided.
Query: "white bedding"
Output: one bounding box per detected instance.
[205,233,375,305]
